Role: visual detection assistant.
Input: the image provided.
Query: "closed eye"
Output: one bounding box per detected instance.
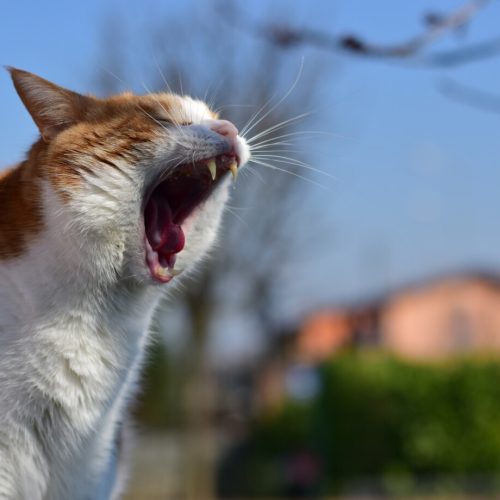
[155,118,192,127]
[156,118,172,125]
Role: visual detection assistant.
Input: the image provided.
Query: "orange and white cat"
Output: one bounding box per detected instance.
[0,69,249,499]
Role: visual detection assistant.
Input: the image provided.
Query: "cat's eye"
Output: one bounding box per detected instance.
[156,118,192,127]
[156,118,172,125]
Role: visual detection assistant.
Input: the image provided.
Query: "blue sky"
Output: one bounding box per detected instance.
[1,0,500,322]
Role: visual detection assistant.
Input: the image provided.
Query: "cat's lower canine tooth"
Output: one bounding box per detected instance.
[169,267,183,276]
[229,161,238,181]
[158,265,183,277]
[156,266,168,277]
[207,159,217,180]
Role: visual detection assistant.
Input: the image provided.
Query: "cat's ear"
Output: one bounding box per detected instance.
[7,68,93,141]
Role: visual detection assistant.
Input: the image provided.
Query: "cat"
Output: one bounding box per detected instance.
[0,68,250,499]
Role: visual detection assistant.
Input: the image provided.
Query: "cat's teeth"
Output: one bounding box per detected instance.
[169,267,184,277]
[156,265,183,278]
[207,159,217,181]
[156,266,169,278]
[229,161,238,181]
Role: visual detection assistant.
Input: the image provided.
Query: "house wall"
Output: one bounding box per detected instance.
[381,278,500,359]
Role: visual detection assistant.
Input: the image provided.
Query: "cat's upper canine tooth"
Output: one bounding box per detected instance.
[207,159,217,181]
[229,161,238,181]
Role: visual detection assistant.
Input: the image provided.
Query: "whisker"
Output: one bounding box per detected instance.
[225,204,254,211]
[249,159,330,191]
[251,154,335,179]
[241,57,305,138]
[203,75,228,112]
[136,105,163,128]
[140,79,186,139]
[146,57,192,141]
[224,207,250,229]
[240,164,266,183]
[177,70,184,96]
[239,57,306,137]
[249,141,296,151]
[246,111,313,144]
[248,148,304,155]
[136,103,190,150]
[250,130,342,149]
[214,103,255,113]
[152,54,176,95]
[96,65,128,93]
[240,92,284,138]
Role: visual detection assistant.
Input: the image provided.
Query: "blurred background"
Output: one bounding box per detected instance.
[2,0,500,498]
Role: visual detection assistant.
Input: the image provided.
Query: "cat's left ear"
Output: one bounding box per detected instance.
[7,67,93,141]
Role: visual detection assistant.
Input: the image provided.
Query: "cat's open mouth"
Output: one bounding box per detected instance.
[144,154,238,283]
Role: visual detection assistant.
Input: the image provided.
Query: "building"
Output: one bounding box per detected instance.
[297,272,500,362]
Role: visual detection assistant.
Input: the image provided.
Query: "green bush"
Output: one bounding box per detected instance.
[318,354,500,479]
[133,341,186,428]
[219,353,500,497]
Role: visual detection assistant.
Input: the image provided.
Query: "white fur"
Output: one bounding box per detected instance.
[0,97,249,499]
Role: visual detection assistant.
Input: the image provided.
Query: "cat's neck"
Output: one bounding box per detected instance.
[0,187,160,496]
[0,164,161,413]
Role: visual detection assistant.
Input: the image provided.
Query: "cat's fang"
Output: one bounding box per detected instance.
[169,267,183,277]
[156,264,183,278]
[229,161,238,181]
[156,265,169,278]
[207,159,217,181]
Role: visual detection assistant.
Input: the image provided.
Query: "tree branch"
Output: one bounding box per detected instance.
[224,0,500,67]
[438,78,500,114]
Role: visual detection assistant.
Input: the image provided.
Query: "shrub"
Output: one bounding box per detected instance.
[219,353,500,497]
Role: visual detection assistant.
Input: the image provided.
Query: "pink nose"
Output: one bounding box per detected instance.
[204,119,239,140]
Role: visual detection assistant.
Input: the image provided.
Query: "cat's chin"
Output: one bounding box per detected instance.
[143,153,239,284]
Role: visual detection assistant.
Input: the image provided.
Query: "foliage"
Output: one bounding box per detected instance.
[132,341,184,428]
[218,353,500,497]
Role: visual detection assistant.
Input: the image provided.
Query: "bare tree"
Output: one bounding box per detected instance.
[95,4,329,498]
[94,1,500,497]
[223,0,500,67]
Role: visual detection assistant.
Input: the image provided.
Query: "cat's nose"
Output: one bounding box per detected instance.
[203,119,239,141]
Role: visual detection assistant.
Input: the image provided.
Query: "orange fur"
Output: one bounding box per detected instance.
[0,68,248,499]
[0,160,42,259]
[0,69,218,259]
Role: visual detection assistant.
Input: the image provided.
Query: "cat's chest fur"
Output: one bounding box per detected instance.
[0,68,249,499]
[0,185,161,499]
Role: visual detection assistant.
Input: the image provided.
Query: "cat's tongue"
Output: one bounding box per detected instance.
[145,195,185,267]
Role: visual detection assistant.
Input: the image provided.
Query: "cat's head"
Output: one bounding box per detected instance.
[9,68,249,286]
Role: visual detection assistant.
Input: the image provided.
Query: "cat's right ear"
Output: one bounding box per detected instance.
[7,67,93,142]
